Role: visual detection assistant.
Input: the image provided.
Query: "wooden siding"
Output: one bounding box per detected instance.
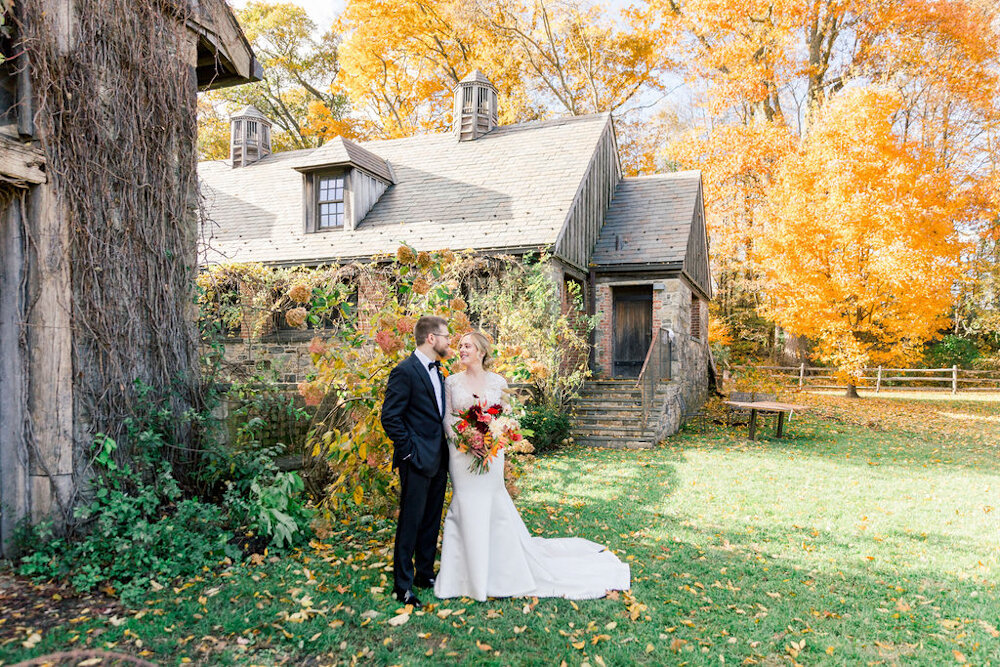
[350,169,389,230]
[553,118,620,271]
[682,185,712,299]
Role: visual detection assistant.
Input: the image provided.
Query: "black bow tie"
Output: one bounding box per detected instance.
[428,360,441,370]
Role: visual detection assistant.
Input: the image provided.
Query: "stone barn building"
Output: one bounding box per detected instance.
[198,71,713,449]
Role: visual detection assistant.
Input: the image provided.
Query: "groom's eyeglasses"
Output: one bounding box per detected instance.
[429,330,449,340]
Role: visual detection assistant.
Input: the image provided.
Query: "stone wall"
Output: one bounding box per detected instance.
[592,274,711,436]
[216,338,317,384]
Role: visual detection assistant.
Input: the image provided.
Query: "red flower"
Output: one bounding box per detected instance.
[487,406,500,416]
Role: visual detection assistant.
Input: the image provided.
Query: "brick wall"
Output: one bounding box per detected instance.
[593,283,614,375]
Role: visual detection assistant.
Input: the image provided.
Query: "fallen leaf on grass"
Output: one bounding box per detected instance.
[979,620,999,638]
[476,640,493,651]
[954,649,968,663]
[388,613,410,627]
[22,632,42,649]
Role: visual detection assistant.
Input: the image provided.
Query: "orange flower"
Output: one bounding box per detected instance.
[397,316,415,334]
[416,251,433,270]
[375,329,403,354]
[285,307,307,328]
[308,336,328,356]
[412,278,430,295]
[396,245,417,265]
[298,380,325,407]
[450,297,467,311]
[453,311,473,332]
[288,283,311,304]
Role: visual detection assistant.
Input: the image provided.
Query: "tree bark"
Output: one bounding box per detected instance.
[845,383,860,399]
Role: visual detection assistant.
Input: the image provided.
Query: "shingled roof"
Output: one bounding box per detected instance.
[199,113,612,266]
[292,136,394,183]
[591,172,702,267]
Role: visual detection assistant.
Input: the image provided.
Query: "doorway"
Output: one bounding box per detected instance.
[612,285,653,378]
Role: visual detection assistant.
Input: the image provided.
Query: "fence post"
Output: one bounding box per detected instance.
[798,362,805,388]
[875,366,882,394]
[952,365,958,395]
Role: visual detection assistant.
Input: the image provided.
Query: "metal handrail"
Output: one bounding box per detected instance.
[636,327,671,426]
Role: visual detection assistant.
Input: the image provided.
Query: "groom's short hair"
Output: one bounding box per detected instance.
[414,315,448,345]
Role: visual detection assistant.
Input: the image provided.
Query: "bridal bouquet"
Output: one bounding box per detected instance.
[452,397,528,474]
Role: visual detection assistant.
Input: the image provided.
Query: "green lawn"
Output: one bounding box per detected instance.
[3,393,999,665]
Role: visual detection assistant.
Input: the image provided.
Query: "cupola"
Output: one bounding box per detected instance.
[453,70,498,141]
[229,105,272,167]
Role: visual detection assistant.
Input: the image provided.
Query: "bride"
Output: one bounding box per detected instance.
[434,331,631,602]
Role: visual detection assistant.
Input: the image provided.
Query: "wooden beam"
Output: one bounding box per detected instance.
[187,0,262,91]
[0,135,46,185]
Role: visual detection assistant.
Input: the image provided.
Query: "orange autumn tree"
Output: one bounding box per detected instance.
[316,0,664,170]
[645,0,1000,359]
[758,87,964,395]
[310,0,537,140]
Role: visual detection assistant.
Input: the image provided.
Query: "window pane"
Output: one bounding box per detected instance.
[318,175,345,203]
[319,202,344,228]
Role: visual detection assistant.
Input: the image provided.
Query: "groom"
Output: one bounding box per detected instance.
[381,315,450,608]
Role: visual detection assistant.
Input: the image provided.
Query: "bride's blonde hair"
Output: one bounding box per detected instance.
[461,330,493,370]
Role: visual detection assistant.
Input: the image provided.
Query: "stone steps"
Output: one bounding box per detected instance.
[569,379,661,449]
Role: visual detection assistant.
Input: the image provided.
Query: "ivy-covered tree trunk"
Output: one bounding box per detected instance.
[18,0,205,519]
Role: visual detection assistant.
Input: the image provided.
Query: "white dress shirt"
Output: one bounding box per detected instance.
[414,348,443,416]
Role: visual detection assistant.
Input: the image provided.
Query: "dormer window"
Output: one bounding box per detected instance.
[318,174,345,229]
[294,137,394,233]
[304,169,348,233]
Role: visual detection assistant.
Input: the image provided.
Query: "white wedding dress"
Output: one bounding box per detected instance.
[434,371,631,601]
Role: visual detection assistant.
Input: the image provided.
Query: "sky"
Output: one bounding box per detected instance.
[229,0,344,33]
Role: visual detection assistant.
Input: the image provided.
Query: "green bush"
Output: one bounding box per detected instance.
[18,434,236,604]
[925,335,981,369]
[224,470,313,551]
[519,405,571,453]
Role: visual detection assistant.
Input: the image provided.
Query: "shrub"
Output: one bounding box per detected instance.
[925,334,981,369]
[18,435,235,604]
[224,471,313,551]
[519,405,571,453]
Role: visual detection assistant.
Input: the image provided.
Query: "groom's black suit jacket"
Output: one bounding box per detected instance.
[381,353,448,476]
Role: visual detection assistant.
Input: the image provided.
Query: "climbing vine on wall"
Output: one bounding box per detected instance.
[18,0,205,486]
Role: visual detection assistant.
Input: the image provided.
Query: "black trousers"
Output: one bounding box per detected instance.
[393,458,447,593]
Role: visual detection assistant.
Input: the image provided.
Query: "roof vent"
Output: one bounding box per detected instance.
[453,70,498,141]
[230,105,272,167]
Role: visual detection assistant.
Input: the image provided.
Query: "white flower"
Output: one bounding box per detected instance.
[488,415,517,439]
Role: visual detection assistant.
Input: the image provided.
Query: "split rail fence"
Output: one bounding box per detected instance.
[730,364,1000,394]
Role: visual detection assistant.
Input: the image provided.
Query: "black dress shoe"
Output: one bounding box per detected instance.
[393,588,423,608]
[413,575,436,588]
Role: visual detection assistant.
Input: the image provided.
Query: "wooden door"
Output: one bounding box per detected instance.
[612,286,653,378]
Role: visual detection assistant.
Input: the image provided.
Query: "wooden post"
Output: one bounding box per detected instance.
[798,363,805,388]
[875,366,882,394]
[952,365,958,395]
